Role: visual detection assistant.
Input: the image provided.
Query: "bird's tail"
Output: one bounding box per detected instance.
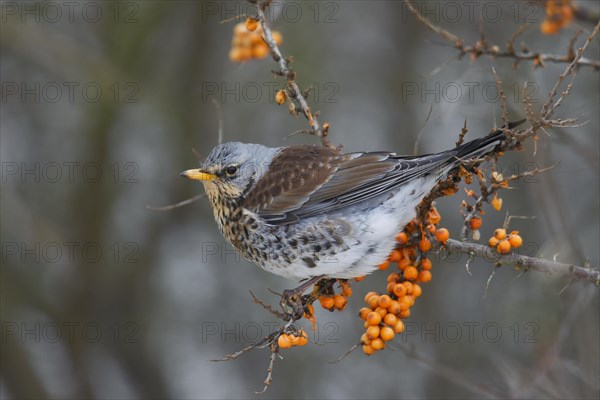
[454,119,525,161]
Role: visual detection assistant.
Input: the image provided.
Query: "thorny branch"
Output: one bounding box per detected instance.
[404,0,600,70]
[251,0,336,149]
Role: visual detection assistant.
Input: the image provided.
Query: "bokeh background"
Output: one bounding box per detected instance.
[1,1,599,399]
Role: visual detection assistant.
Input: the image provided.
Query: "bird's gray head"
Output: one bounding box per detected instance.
[180,142,280,200]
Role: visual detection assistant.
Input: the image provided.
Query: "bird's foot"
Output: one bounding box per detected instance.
[280,275,325,320]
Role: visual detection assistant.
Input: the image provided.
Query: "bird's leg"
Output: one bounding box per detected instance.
[281,275,325,320]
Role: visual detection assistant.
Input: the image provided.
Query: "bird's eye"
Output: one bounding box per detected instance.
[225,164,238,176]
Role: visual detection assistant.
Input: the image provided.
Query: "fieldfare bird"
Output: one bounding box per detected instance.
[181,129,508,280]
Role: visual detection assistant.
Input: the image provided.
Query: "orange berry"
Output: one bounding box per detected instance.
[228,48,244,62]
[418,270,432,283]
[388,300,401,315]
[378,260,390,270]
[252,44,270,58]
[420,258,432,270]
[383,313,398,327]
[340,282,352,297]
[508,234,523,248]
[412,284,422,298]
[275,89,286,105]
[362,344,376,355]
[360,333,371,345]
[245,17,258,32]
[359,307,371,320]
[541,20,560,35]
[469,217,482,230]
[389,250,402,262]
[426,224,437,234]
[366,325,380,340]
[371,337,385,350]
[435,228,449,244]
[297,330,309,346]
[398,296,411,311]
[353,275,365,282]
[393,283,407,298]
[374,307,388,318]
[386,281,396,294]
[278,334,292,349]
[397,255,410,270]
[333,294,347,310]
[377,294,392,309]
[364,291,378,303]
[488,236,500,248]
[393,320,405,334]
[234,22,249,36]
[396,231,409,244]
[399,308,411,318]
[319,296,334,309]
[497,239,511,254]
[403,281,413,294]
[380,326,395,342]
[492,193,503,211]
[404,266,418,281]
[272,31,283,45]
[419,237,432,252]
[387,272,401,283]
[494,228,507,240]
[367,295,379,310]
[366,312,382,326]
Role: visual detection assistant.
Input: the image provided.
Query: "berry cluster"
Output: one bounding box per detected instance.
[541,0,573,35]
[488,229,523,254]
[317,280,352,311]
[358,210,447,355]
[277,329,308,349]
[229,19,283,63]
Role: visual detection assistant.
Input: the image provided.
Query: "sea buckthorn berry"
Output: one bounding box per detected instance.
[403,281,413,293]
[435,228,450,244]
[399,309,411,318]
[333,294,347,310]
[378,260,390,270]
[245,17,258,31]
[360,333,371,345]
[374,307,388,318]
[397,256,410,270]
[387,272,401,283]
[428,208,441,225]
[426,224,437,234]
[388,300,401,315]
[396,232,409,244]
[340,282,352,297]
[492,193,503,211]
[419,237,432,252]
[366,312,382,326]
[319,296,334,309]
[469,217,482,230]
[404,266,418,281]
[251,44,269,58]
[494,228,507,240]
[371,338,385,350]
[541,20,560,35]
[362,344,376,355]
[497,239,511,254]
[386,281,396,294]
[420,258,432,270]
[272,31,283,45]
[398,296,411,311]
[488,236,500,248]
[354,276,365,282]
[412,284,422,298]
[393,320,405,334]
[508,234,523,248]
[234,22,249,36]
[366,325,380,340]
[377,295,392,309]
[380,326,395,342]
[359,307,371,320]
[278,334,292,349]
[367,295,380,309]
[393,283,407,298]
[383,313,398,327]
[275,90,286,105]
[364,292,378,303]
[389,250,402,262]
[297,330,309,346]
[418,270,432,283]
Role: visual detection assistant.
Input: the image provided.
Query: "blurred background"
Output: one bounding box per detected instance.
[1,1,599,398]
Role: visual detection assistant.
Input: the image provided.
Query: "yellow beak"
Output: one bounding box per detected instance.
[180,169,217,181]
